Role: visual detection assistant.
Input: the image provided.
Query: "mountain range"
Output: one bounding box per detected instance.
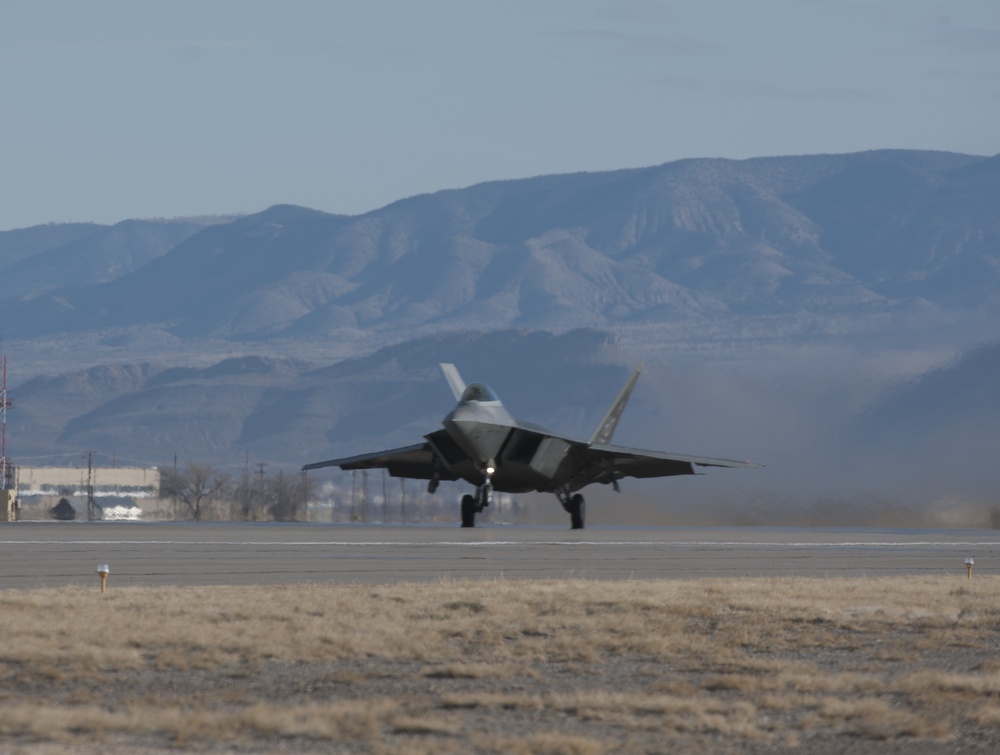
[4,150,998,350]
[1,149,998,524]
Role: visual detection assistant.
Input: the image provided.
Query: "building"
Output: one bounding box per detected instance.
[13,466,163,520]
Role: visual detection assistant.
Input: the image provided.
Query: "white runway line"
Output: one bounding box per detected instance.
[3,540,1000,548]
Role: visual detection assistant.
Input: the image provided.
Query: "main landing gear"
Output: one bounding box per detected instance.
[558,491,586,530]
[459,481,585,530]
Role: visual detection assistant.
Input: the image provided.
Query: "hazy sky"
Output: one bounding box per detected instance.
[2,0,998,229]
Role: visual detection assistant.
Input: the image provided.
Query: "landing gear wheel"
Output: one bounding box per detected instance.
[569,494,585,530]
[461,494,477,528]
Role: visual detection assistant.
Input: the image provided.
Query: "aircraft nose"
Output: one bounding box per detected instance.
[443,406,509,467]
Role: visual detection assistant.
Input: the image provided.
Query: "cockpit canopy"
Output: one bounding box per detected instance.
[460,383,499,403]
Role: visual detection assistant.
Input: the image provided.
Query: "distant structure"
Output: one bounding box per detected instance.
[15,466,160,521]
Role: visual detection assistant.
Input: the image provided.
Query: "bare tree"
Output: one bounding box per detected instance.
[232,458,269,521]
[160,461,231,521]
[268,470,312,522]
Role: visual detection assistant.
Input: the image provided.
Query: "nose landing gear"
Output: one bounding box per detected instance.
[460,477,493,528]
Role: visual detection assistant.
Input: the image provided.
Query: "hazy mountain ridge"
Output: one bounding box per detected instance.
[854,340,1000,445]
[13,326,997,526]
[3,150,996,344]
[12,330,629,467]
[0,223,102,269]
[0,217,236,303]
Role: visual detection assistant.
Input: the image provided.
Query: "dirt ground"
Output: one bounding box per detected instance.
[3,578,1000,753]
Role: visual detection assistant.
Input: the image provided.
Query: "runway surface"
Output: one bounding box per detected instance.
[1,522,999,589]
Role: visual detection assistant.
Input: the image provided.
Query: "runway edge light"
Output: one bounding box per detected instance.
[965,557,974,580]
[97,563,110,593]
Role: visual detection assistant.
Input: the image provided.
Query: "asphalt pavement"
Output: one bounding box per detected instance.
[1,522,998,589]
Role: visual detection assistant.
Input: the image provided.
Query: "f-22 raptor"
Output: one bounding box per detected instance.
[303,363,758,529]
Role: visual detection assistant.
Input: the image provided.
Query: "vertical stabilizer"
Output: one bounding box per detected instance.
[589,363,643,446]
[440,363,466,402]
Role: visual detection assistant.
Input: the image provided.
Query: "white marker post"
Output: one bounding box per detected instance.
[965,557,974,581]
[97,563,110,593]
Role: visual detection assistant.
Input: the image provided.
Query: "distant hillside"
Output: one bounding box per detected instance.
[854,340,1000,446]
[2,151,995,347]
[11,329,633,467]
[0,223,102,268]
[0,216,236,302]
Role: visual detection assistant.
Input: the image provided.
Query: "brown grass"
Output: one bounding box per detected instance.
[2,576,1000,752]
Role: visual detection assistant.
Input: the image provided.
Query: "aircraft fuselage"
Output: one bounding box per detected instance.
[435,395,587,495]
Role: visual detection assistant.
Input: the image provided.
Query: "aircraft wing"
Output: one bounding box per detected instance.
[302,442,459,481]
[583,442,760,481]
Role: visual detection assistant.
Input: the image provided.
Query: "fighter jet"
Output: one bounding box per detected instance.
[303,363,758,528]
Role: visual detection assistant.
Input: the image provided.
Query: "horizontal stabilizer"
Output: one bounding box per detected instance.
[588,443,762,470]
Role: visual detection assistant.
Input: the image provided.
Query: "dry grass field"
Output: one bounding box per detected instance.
[2,576,1000,753]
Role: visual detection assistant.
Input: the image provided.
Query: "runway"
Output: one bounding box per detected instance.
[2,522,999,589]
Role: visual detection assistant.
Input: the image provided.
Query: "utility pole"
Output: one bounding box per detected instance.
[255,461,267,517]
[300,468,308,523]
[360,469,369,522]
[86,450,95,521]
[350,470,357,521]
[241,452,251,520]
[0,353,15,522]
[382,468,388,523]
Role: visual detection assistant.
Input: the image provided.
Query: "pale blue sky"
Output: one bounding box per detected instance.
[2,0,998,229]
